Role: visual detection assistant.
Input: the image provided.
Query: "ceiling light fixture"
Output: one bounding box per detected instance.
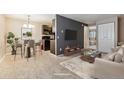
[22,15,34,28]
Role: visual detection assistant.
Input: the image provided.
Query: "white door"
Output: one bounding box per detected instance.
[98,23,114,52]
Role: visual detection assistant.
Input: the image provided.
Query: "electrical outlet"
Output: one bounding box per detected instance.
[61,30,64,33]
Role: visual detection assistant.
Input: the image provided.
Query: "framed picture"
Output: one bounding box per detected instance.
[21,28,32,40]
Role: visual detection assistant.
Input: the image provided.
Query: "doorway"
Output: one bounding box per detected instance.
[84,26,96,49]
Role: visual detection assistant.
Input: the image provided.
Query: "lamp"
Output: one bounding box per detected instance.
[22,15,34,28]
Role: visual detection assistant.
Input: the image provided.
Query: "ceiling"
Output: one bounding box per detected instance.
[5,14,121,25]
[61,14,121,25]
[5,14,55,24]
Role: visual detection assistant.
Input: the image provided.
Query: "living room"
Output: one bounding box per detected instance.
[1,14,124,79]
[1,0,124,93]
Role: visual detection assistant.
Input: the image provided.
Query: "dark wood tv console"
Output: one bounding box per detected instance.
[64,47,81,56]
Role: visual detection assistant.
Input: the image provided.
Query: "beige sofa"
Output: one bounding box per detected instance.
[94,57,124,79]
[94,46,124,79]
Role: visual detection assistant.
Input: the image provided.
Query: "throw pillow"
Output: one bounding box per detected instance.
[69,49,74,52]
[122,56,124,62]
[111,47,120,52]
[114,53,123,63]
[76,48,80,50]
[108,52,117,61]
[117,48,124,55]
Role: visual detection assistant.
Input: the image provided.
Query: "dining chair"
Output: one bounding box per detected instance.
[28,40,35,55]
[24,40,35,56]
[14,39,23,60]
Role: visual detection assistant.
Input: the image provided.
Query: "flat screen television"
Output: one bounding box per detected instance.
[65,29,77,40]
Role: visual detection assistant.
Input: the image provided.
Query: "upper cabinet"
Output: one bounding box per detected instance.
[42,25,52,35]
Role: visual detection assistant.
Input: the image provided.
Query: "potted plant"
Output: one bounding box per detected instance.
[26,32,32,37]
[7,32,16,55]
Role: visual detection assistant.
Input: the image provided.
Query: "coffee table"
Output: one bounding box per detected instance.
[80,49,102,63]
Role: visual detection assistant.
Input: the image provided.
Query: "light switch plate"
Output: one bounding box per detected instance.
[61,30,64,33]
[60,48,62,51]
[57,36,59,39]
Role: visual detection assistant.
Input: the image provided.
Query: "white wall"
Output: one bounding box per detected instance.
[6,17,42,42]
[0,15,6,61]
[84,26,89,48]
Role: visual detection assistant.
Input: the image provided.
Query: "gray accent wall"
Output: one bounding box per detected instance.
[56,15,84,55]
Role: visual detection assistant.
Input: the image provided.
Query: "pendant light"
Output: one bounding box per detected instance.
[22,15,34,28]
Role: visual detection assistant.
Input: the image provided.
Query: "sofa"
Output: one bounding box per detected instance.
[93,45,124,79]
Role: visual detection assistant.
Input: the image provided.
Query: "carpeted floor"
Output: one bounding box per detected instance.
[60,56,95,79]
[0,51,81,79]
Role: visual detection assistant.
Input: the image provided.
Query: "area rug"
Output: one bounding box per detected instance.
[60,56,95,79]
